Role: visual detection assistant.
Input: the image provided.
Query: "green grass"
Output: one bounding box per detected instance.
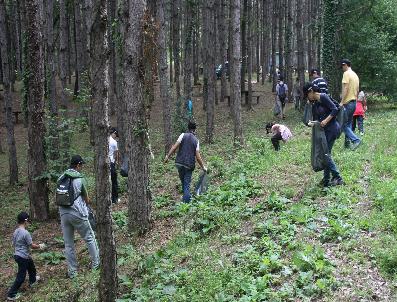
[1,99,397,301]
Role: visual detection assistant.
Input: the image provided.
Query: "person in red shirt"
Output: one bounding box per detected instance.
[352,90,367,135]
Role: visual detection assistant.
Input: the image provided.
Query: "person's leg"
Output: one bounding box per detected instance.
[110,162,119,203]
[358,115,364,133]
[271,133,282,151]
[343,101,361,146]
[352,116,357,132]
[182,167,193,202]
[177,165,185,195]
[327,137,342,182]
[61,214,78,277]
[74,217,100,269]
[7,256,28,298]
[27,258,37,285]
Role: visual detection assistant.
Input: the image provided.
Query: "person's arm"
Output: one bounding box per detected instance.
[340,72,349,105]
[195,150,207,172]
[320,96,338,128]
[164,142,180,162]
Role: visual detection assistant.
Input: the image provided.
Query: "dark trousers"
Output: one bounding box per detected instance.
[271,132,283,151]
[177,165,193,203]
[110,162,119,203]
[8,256,37,298]
[352,115,364,133]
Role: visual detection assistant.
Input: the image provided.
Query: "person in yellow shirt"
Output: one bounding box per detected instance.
[340,59,361,150]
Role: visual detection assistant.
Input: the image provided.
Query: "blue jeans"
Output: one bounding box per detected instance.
[352,115,364,133]
[342,101,360,146]
[324,137,341,183]
[177,165,193,202]
[8,256,37,298]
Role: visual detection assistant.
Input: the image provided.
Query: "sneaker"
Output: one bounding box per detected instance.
[7,294,21,301]
[331,177,345,186]
[350,140,361,150]
[30,275,41,288]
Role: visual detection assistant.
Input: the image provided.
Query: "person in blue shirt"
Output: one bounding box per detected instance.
[186,99,193,119]
[303,82,344,187]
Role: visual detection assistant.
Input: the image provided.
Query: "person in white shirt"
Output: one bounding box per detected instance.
[109,128,119,203]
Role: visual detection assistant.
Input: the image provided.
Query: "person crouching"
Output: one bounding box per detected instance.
[265,122,292,151]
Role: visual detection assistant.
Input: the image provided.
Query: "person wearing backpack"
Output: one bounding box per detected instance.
[164,120,207,203]
[303,82,344,187]
[57,155,99,278]
[275,76,288,119]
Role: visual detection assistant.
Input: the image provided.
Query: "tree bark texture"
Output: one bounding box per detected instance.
[218,0,227,103]
[121,0,152,234]
[73,0,84,96]
[204,0,216,143]
[156,0,173,155]
[296,0,305,98]
[90,0,118,300]
[25,0,49,220]
[240,0,247,93]
[0,0,19,185]
[172,0,181,100]
[107,0,118,116]
[46,0,60,164]
[247,0,253,110]
[271,0,277,91]
[230,0,243,146]
[183,0,194,102]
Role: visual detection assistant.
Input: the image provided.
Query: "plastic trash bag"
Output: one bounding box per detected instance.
[273,101,281,116]
[302,103,313,126]
[120,155,128,177]
[311,122,329,172]
[194,171,209,196]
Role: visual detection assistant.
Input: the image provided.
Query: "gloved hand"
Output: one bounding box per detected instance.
[39,243,47,250]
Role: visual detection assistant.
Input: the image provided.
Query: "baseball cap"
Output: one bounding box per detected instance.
[70,155,86,166]
[303,82,314,98]
[340,59,351,66]
[17,211,30,223]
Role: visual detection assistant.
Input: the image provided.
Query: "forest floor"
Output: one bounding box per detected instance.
[1,80,397,301]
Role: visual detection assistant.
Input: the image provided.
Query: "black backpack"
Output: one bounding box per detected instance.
[278,84,287,102]
[56,175,80,206]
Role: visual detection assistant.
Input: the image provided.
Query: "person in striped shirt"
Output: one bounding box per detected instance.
[310,69,329,94]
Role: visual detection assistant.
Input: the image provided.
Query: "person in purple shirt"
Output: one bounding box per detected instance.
[303,82,344,187]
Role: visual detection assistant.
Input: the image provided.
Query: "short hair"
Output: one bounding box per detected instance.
[278,75,284,81]
[17,212,29,224]
[188,120,196,131]
[309,68,320,76]
[265,122,274,134]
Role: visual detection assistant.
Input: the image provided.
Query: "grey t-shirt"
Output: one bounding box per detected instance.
[13,227,32,259]
[59,176,89,220]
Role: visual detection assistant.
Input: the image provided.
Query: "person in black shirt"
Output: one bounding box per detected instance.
[303,82,344,187]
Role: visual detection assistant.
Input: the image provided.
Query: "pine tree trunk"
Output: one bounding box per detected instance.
[205,0,215,143]
[230,0,243,146]
[73,0,83,96]
[107,0,117,116]
[219,0,227,103]
[240,0,247,94]
[277,0,284,74]
[90,1,118,300]
[192,20,200,85]
[0,0,19,185]
[296,0,305,98]
[25,0,49,221]
[121,0,152,234]
[59,0,68,109]
[172,0,181,100]
[247,0,253,110]
[201,2,208,111]
[46,0,60,164]
[255,0,260,83]
[157,0,172,155]
[285,0,293,101]
[183,0,194,102]
[271,0,277,91]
